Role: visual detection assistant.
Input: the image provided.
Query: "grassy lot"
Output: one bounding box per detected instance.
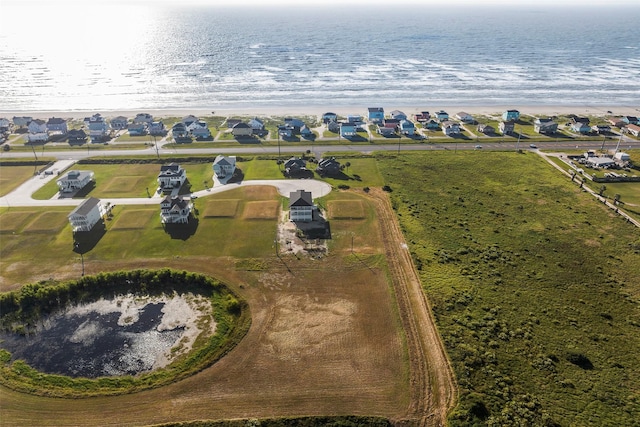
[0,185,408,426]
[378,151,640,426]
[0,166,39,197]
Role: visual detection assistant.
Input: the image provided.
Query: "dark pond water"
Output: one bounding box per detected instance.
[0,302,184,378]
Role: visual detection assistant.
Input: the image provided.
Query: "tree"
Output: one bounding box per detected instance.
[345,161,351,175]
[599,185,606,197]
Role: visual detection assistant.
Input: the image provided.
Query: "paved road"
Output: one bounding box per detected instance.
[2,139,640,161]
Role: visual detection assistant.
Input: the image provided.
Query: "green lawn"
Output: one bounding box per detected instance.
[0,166,38,197]
[378,151,640,426]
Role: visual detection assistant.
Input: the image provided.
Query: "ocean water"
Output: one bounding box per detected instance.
[1,3,639,112]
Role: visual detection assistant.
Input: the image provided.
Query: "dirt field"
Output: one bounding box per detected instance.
[0,190,456,426]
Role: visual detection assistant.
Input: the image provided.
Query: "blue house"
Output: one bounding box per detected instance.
[571,122,591,134]
[424,119,440,130]
[435,110,449,122]
[340,123,357,138]
[368,107,385,123]
[622,116,639,125]
[399,119,415,136]
[322,112,337,123]
[502,110,520,121]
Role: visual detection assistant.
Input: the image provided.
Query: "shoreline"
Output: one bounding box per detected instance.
[1,105,639,121]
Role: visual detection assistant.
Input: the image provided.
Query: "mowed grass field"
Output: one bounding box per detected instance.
[0,179,410,425]
[378,151,640,426]
[0,166,39,197]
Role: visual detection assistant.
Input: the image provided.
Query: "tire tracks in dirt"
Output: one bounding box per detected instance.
[367,189,457,426]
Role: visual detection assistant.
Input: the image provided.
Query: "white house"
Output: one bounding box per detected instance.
[68,197,103,232]
[158,163,187,192]
[27,119,48,143]
[289,190,315,222]
[190,121,211,139]
[390,110,407,121]
[213,155,236,179]
[442,121,460,136]
[57,170,95,193]
[160,195,192,224]
[614,152,630,162]
[627,124,640,137]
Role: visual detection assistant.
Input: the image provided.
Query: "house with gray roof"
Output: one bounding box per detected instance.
[158,163,187,193]
[68,197,102,232]
[289,190,315,222]
[57,170,95,193]
[160,195,193,224]
[213,155,236,180]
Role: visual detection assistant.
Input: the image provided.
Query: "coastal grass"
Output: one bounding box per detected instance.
[22,212,67,233]
[110,208,157,230]
[202,199,239,218]
[0,211,36,233]
[377,150,640,426]
[242,201,279,219]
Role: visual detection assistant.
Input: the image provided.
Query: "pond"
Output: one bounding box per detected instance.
[0,293,215,378]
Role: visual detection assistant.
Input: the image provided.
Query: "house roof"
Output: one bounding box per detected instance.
[69,197,100,218]
[214,155,236,166]
[59,170,93,182]
[368,107,384,113]
[159,163,183,177]
[233,122,251,129]
[289,190,313,208]
[47,117,66,124]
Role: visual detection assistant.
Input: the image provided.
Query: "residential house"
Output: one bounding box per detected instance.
[502,110,520,122]
[477,124,495,135]
[367,107,385,123]
[322,112,337,123]
[316,157,341,176]
[249,117,265,135]
[571,122,591,134]
[284,118,305,132]
[232,122,253,137]
[12,116,32,128]
[57,170,95,193]
[226,118,242,128]
[627,124,640,137]
[88,114,110,141]
[423,119,440,130]
[46,117,68,135]
[435,110,449,122]
[67,129,87,143]
[377,124,397,136]
[300,125,314,139]
[68,197,103,233]
[160,195,192,224]
[133,113,154,125]
[278,124,295,139]
[390,110,407,121]
[27,119,48,143]
[212,155,236,179]
[157,163,187,192]
[571,116,590,125]
[441,121,460,136]
[455,112,474,123]
[340,122,357,138]
[181,115,199,127]
[172,122,190,141]
[534,118,558,134]
[0,118,11,132]
[614,152,631,162]
[622,116,639,125]
[149,121,166,136]
[289,190,315,222]
[586,156,615,169]
[110,116,128,130]
[284,157,307,176]
[347,115,363,124]
[500,120,515,135]
[592,124,611,134]
[415,111,430,122]
[399,119,415,136]
[190,121,211,139]
[608,117,626,128]
[128,123,147,136]
[327,121,341,133]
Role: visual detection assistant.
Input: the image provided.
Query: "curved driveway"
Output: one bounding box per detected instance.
[0,159,332,208]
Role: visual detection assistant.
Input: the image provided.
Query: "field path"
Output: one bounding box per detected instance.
[367,188,457,426]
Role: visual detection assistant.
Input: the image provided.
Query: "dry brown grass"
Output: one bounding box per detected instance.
[243,201,279,219]
[202,199,240,218]
[327,200,366,219]
[111,209,157,230]
[0,255,409,426]
[0,211,36,233]
[22,212,67,233]
[102,176,147,194]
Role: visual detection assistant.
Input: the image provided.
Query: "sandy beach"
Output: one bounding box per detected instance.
[1,105,639,121]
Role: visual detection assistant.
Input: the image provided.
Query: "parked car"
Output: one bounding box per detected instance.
[529,144,537,149]
[474,145,483,149]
